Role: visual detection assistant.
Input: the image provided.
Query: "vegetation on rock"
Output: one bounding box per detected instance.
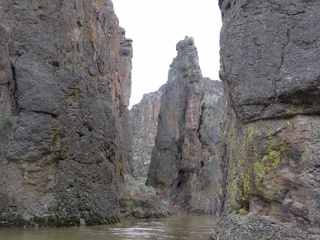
[123,174,157,197]
[119,174,170,219]
[0,112,18,138]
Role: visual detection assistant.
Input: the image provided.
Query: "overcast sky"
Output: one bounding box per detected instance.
[112,0,222,107]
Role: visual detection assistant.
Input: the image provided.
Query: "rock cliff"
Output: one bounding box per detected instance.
[146,37,224,214]
[0,0,132,226]
[212,0,320,238]
[130,86,164,179]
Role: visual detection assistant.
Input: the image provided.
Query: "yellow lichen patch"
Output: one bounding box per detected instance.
[254,143,285,193]
[21,163,35,182]
[247,121,263,141]
[21,162,29,181]
[230,156,240,212]
[51,128,60,152]
[263,149,281,170]
[243,172,250,194]
[247,124,256,141]
[24,170,29,181]
[267,128,274,139]
[286,119,292,126]
[185,63,193,76]
[254,161,265,191]
[230,176,238,202]
[239,207,248,215]
[48,165,54,181]
[300,152,305,167]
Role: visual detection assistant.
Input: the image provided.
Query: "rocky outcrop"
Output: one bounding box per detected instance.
[0,0,132,226]
[130,86,164,179]
[146,37,224,214]
[118,27,134,177]
[210,214,319,240]
[212,0,320,238]
[119,174,170,219]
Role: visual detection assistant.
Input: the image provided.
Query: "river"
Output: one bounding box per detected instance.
[0,214,217,240]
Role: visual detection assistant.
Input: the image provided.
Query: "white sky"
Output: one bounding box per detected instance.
[112,0,222,107]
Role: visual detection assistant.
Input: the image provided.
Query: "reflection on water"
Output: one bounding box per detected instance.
[0,214,217,240]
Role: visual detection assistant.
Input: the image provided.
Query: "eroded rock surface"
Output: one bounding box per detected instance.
[130,86,164,179]
[146,37,224,214]
[0,0,132,226]
[213,0,320,238]
[210,213,319,240]
[219,0,320,123]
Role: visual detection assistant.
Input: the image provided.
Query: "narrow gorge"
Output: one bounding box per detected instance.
[0,0,319,239]
[145,37,223,214]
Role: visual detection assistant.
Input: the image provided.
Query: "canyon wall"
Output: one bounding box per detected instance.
[146,37,224,214]
[213,0,320,238]
[130,86,164,179]
[0,0,132,226]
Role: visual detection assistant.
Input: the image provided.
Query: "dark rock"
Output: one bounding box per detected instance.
[89,66,97,76]
[214,0,320,238]
[119,27,133,56]
[146,37,224,214]
[120,108,134,176]
[210,213,320,240]
[0,0,133,226]
[0,26,15,115]
[219,0,320,123]
[119,193,170,219]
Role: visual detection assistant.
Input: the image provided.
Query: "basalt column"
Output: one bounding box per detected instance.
[0,0,132,226]
[212,0,320,239]
[147,37,224,214]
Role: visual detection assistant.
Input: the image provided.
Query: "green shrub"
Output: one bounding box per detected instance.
[121,174,171,214]
[0,112,18,138]
[124,174,157,197]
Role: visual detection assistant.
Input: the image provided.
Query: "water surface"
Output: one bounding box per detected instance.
[0,214,216,240]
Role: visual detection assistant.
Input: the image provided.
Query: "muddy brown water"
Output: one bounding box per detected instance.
[0,214,217,240]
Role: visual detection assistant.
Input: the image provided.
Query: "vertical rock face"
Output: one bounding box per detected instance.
[130,86,164,179]
[118,26,134,177]
[213,0,320,238]
[146,37,224,214]
[194,78,224,214]
[0,0,132,226]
